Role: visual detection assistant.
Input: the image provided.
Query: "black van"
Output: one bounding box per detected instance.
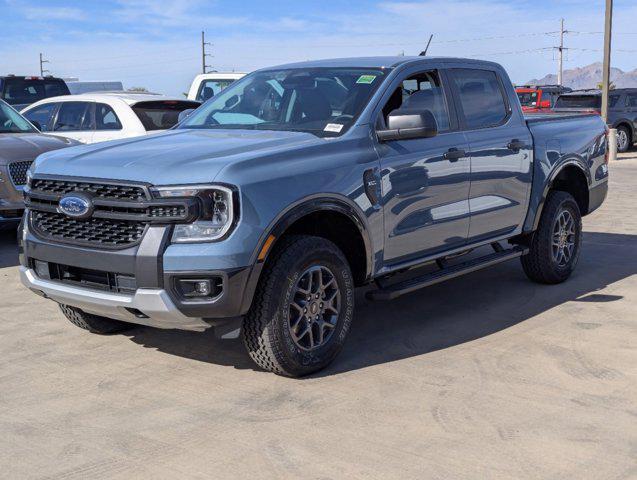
[553,88,637,152]
[0,75,70,111]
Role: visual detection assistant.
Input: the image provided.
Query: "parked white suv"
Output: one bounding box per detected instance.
[187,73,245,103]
[21,92,200,144]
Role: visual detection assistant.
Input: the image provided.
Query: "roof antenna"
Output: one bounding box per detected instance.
[419,35,434,56]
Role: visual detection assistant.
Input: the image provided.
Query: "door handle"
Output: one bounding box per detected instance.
[443,148,465,161]
[507,139,525,151]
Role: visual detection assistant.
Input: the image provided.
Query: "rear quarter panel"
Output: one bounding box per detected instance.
[523,114,608,231]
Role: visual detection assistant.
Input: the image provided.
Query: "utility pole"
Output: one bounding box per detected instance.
[201,31,212,74]
[39,53,50,76]
[601,0,613,123]
[557,18,566,86]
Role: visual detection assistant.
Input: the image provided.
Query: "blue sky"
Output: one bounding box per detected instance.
[1,0,636,96]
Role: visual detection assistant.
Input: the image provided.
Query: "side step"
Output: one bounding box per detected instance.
[366,245,528,301]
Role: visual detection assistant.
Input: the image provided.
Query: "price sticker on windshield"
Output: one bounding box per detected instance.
[356,75,377,84]
[324,123,344,133]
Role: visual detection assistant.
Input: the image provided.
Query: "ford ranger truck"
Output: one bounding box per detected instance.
[19,57,609,376]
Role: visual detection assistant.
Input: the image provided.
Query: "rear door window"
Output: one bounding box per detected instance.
[23,103,58,131]
[132,101,200,130]
[627,94,637,108]
[95,103,122,130]
[53,102,93,131]
[449,69,508,130]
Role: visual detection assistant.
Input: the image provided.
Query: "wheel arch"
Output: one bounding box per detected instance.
[532,160,591,231]
[238,195,374,314]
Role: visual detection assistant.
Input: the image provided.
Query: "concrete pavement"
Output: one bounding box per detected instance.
[0,155,635,479]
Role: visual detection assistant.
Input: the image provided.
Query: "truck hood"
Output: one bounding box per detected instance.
[0,133,77,165]
[32,129,323,185]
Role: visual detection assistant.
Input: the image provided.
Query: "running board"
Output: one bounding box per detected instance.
[366,246,528,301]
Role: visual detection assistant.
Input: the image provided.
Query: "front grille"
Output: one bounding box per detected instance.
[26,177,198,249]
[9,161,33,186]
[31,178,147,201]
[32,211,146,247]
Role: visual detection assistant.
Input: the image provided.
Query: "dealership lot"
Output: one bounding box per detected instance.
[0,155,635,479]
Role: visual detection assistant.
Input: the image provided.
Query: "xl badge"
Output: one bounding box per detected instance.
[58,195,93,219]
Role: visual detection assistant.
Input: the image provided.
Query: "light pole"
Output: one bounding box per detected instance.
[601,0,613,123]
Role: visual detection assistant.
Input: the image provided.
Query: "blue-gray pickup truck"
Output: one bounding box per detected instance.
[19,57,609,376]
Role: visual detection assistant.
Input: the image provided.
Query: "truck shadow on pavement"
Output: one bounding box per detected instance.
[124,231,637,377]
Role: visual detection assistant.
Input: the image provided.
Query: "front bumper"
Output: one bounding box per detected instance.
[20,266,211,331]
[20,218,260,330]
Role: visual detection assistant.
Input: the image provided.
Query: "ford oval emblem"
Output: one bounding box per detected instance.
[58,195,93,219]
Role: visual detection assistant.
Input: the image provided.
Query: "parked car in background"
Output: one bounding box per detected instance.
[0,100,78,228]
[65,81,124,95]
[21,92,200,144]
[20,57,608,376]
[553,88,637,152]
[0,75,70,111]
[187,72,246,102]
[515,85,572,112]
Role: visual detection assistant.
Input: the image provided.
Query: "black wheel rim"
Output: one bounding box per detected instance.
[288,265,340,351]
[552,209,576,267]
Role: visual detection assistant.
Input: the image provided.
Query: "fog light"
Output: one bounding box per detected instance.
[176,278,221,299]
[194,280,211,296]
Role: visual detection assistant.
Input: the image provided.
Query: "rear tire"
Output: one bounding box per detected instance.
[616,125,631,153]
[521,191,582,284]
[59,304,135,334]
[242,235,354,377]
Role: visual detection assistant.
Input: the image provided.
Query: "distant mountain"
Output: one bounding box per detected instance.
[526,62,637,89]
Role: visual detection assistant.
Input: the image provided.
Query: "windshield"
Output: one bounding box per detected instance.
[0,101,37,133]
[180,68,388,137]
[516,90,539,107]
[554,95,601,109]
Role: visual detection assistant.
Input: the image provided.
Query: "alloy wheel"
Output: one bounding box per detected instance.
[288,265,341,351]
[552,209,576,267]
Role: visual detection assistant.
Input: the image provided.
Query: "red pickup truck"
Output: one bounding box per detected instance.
[516,85,572,112]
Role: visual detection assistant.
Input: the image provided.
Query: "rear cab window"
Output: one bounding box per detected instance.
[554,95,601,109]
[1,77,69,106]
[132,101,201,131]
[449,69,509,129]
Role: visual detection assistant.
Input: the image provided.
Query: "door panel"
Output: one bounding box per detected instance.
[377,69,471,265]
[378,133,471,263]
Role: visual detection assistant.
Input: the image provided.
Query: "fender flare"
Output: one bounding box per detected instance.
[532,158,591,231]
[237,194,374,315]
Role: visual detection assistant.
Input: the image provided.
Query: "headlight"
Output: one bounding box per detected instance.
[152,184,236,243]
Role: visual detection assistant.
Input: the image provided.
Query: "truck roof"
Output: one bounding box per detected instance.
[264,56,502,71]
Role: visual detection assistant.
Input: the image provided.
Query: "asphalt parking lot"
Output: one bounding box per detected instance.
[1,154,636,480]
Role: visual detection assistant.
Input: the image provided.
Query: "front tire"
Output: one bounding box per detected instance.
[59,304,135,334]
[521,191,582,284]
[242,235,354,377]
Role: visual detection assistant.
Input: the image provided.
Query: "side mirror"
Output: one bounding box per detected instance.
[377,109,438,142]
[177,109,195,123]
